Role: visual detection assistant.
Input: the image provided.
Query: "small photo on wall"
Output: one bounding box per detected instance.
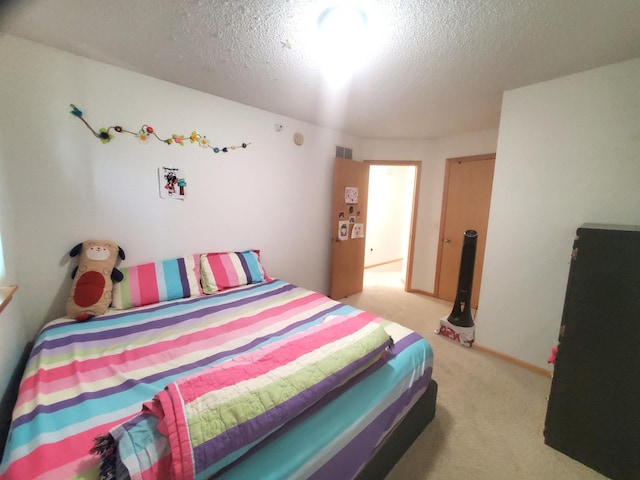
[338,220,349,241]
[159,166,187,200]
[345,187,358,204]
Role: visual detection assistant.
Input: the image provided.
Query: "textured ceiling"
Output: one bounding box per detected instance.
[2,0,640,139]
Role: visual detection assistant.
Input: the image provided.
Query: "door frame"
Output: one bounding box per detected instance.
[364,160,421,291]
[434,153,495,300]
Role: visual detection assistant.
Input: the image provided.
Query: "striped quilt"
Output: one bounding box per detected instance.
[0,280,433,480]
[109,316,393,480]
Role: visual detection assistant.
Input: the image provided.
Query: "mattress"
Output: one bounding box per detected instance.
[0,279,433,480]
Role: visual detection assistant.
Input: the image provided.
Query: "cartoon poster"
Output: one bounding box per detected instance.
[159,167,187,200]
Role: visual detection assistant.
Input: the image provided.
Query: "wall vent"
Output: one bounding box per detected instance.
[336,146,353,159]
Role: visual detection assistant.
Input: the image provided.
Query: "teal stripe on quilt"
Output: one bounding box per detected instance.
[7,384,165,452]
[116,415,167,475]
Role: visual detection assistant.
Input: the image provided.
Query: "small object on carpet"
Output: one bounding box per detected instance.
[435,317,475,347]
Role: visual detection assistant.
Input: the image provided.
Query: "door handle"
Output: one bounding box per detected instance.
[444,238,451,244]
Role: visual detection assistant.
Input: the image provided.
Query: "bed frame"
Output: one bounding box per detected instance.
[1,341,437,478]
[356,380,437,480]
[0,341,33,459]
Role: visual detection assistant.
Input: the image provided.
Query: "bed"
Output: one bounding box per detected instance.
[0,253,436,480]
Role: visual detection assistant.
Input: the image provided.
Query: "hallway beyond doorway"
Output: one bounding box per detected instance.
[363,260,404,289]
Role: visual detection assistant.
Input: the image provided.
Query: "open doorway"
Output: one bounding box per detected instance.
[363,161,420,290]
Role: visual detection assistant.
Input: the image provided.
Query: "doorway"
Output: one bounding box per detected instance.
[363,161,421,290]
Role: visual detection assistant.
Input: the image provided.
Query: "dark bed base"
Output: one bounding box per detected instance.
[356,379,438,480]
[0,341,34,459]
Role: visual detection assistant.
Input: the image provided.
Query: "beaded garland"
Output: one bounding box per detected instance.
[70,104,250,154]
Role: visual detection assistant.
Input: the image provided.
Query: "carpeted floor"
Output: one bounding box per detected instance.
[340,262,607,480]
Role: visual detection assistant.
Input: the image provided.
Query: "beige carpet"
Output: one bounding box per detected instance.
[339,262,607,480]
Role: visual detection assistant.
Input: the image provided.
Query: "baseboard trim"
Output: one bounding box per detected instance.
[406,288,435,297]
[364,259,403,270]
[398,289,551,377]
[473,343,553,378]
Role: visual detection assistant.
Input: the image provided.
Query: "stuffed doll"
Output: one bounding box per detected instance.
[548,346,558,365]
[66,240,125,321]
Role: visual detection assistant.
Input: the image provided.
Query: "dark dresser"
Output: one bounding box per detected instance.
[544,224,640,479]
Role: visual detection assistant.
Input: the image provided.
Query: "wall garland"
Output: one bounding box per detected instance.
[70,104,250,154]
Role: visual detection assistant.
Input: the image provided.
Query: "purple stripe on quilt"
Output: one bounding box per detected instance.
[210,332,427,478]
[31,282,293,357]
[176,257,189,297]
[38,280,278,338]
[308,368,432,480]
[121,414,147,430]
[12,302,346,428]
[193,339,392,471]
[236,253,253,283]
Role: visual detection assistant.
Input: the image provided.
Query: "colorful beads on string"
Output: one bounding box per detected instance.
[69,104,250,154]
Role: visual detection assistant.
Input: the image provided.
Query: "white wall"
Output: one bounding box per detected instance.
[364,165,414,267]
[476,58,640,371]
[0,34,361,388]
[362,130,499,292]
[7,35,635,384]
[0,68,28,394]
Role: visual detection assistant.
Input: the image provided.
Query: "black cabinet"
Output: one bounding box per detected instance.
[544,224,640,480]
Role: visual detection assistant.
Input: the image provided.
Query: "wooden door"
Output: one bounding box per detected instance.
[329,157,370,299]
[436,154,495,308]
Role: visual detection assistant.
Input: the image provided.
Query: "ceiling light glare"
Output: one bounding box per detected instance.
[316,4,370,85]
[317,5,368,39]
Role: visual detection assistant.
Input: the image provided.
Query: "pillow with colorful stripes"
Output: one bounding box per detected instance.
[200,250,268,294]
[111,255,203,309]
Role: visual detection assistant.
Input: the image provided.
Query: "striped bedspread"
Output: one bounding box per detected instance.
[114,316,393,479]
[0,280,433,480]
